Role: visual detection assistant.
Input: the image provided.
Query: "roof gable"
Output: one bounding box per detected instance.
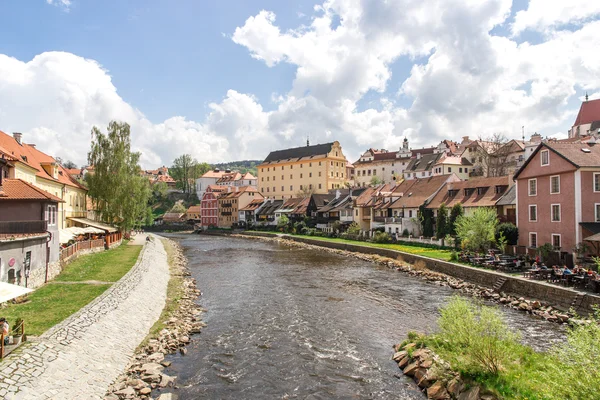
[262,142,334,164]
[574,98,600,126]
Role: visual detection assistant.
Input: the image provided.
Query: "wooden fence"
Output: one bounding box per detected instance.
[60,238,105,262]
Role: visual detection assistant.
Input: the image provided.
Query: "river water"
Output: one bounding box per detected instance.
[163,234,564,399]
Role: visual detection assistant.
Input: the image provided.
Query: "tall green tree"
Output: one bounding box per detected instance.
[455,207,498,252]
[448,203,464,235]
[436,203,449,238]
[170,156,211,195]
[87,121,151,231]
[418,205,435,237]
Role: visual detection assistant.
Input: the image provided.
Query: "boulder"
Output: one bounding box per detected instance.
[403,361,420,376]
[427,381,450,400]
[531,300,542,309]
[114,386,136,398]
[420,359,433,369]
[414,368,429,387]
[398,356,410,369]
[159,373,176,388]
[412,348,429,359]
[392,350,408,361]
[139,387,152,395]
[458,385,480,400]
[447,378,464,397]
[148,352,165,363]
[157,394,178,400]
[140,362,164,375]
[518,303,530,311]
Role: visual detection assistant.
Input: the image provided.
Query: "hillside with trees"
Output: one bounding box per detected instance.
[211,160,262,176]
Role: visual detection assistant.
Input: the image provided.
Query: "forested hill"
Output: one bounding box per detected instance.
[211,160,262,176]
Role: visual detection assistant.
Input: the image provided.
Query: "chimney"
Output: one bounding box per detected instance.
[0,155,6,193]
[29,144,36,148]
[335,189,340,199]
[417,152,422,160]
[13,132,22,145]
[227,186,232,193]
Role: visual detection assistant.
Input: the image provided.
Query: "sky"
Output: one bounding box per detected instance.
[0,0,599,168]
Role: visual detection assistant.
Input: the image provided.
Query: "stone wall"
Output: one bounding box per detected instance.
[243,232,600,312]
[109,239,122,250]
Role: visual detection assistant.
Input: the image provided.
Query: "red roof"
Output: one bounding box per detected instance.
[0,179,64,202]
[574,99,600,126]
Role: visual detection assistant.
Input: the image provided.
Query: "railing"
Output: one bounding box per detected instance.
[372,216,386,222]
[1,319,25,359]
[385,217,403,224]
[221,212,232,216]
[60,238,106,262]
[498,214,516,225]
[221,203,233,208]
[0,220,48,234]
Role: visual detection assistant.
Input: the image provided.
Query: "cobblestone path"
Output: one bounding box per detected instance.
[0,235,170,399]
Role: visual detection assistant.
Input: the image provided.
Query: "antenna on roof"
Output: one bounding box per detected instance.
[307,136,310,147]
[585,92,589,102]
[522,126,525,142]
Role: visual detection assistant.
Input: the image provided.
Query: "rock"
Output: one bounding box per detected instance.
[414,368,429,387]
[518,302,530,311]
[180,335,190,344]
[140,362,164,375]
[412,348,428,359]
[447,378,464,397]
[427,381,450,400]
[179,348,187,355]
[114,386,136,397]
[392,350,408,361]
[458,385,481,400]
[161,361,172,367]
[105,395,119,400]
[531,300,541,309]
[403,361,420,376]
[403,342,416,350]
[157,394,178,400]
[159,373,176,388]
[148,352,165,363]
[556,313,570,322]
[139,387,152,395]
[481,395,498,400]
[420,359,433,368]
[398,356,410,369]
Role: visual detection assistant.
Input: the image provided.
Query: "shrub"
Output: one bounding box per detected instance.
[496,222,518,245]
[455,207,498,252]
[436,296,519,375]
[449,250,458,262]
[372,232,391,243]
[402,229,409,237]
[436,203,449,238]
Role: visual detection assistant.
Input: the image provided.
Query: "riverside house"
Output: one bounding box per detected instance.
[0,158,62,288]
[257,141,349,199]
[217,186,263,228]
[514,141,600,263]
[200,185,227,229]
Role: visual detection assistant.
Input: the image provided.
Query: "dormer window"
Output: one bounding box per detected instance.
[448,190,459,197]
[495,185,507,194]
[477,187,487,195]
[464,188,475,196]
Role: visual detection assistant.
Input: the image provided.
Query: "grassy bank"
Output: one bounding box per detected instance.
[2,242,142,336]
[401,297,600,400]
[247,231,453,261]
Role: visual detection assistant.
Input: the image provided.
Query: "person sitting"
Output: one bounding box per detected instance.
[540,263,549,270]
[563,267,573,275]
[0,318,9,345]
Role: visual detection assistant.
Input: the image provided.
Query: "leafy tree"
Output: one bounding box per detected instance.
[277,214,290,232]
[152,181,169,199]
[296,186,315,198]
[170,202,187,213]
[455,207,498,252]
[370,176,383,186]
[418,204,435,237]
[56,157,77,169]
[145,207,154,226]
[496,222,518,245]
[347,222,361,237]
[448,203,463,235]
[436,203,449,238]
[170,154,197,195]
[86,121,151,231]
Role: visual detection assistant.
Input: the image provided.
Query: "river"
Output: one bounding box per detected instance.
[162,234,564,399]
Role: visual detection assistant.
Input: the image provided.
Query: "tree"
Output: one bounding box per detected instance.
[170,202,187,213]
[277,214,290,232]
[145,207,154,226]
[170,154,197,195]
[87,121,151,231]
[455,207,498,252]
[296,186,315,198]
[496,222,518,245]
[55,157,77,169]
[448,203,463,235]
[152,181,169,199]
[436,203,449,238]
[473,133,513,177]
[418,204,435,237]
[370,176,383,186]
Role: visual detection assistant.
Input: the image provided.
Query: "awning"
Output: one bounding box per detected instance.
[584,232,600,242]
[67,217,118,233]
[59,226,106,244]
[0,282,33,303]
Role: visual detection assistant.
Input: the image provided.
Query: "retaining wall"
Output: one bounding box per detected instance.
[242,232,600,312]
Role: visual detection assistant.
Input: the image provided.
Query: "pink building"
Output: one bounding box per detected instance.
[514,141,600,262]
[200,185,226,228]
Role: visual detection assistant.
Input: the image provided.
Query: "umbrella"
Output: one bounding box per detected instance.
[0,282,33,303]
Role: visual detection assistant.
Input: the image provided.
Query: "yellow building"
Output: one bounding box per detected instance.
[257,141,349,200]
[0,131,88,230]
[217,186,263,228]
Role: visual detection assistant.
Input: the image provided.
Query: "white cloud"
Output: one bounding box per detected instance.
[512,0,600,35]
[46,0,72,10]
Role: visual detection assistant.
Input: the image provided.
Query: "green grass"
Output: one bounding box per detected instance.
[54,242,142,282]
[248,232,454,261]
[1,242,142,337]
[1,284,110,336]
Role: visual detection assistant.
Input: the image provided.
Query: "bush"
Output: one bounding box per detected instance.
[402,229,409,237]
[449,250,458,261]
[372,232,391,243]
[436,296,519,375]
[496,222,518,245]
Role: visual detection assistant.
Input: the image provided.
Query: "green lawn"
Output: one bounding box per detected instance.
[54,242,142,282]
[248,232,454,261]
[1,242,142,337]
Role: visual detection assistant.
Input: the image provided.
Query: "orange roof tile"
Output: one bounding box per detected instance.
[0,179,64,202]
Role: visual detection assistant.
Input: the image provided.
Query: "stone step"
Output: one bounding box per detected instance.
[492,277,508,292]
[570,293,585,310]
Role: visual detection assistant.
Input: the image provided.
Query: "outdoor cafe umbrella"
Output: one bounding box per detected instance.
[0,282,33,303]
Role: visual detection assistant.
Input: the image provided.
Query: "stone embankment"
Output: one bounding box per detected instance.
[238,235,592,326]
[392,342,491,400]
[105,240,204,400]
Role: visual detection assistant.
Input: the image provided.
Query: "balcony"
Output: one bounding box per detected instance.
[372,216,386,223]
[385,217,404,224]
[221,212,232,216]
[0,220,48,234]
[221,203,233,208]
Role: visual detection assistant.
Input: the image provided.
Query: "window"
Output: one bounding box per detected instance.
[47,205,57,226]
[448,167,452,172]
[282,166,284,170]
[528,179,537,196]
[319,184,322,189]
[309,184,313,189]
[300,185,303,190]
[594,173,600,192]
[267,177,269,181]
[290,185,293,191]
[373,169,377,175]
[459,168,463,173]
[281,186,284,191]
[300,173,303,178]
[409,210,413,218]
[290,174,293,179]
[551,204,560,222]
[319,171,321,177]
[273,187,275,192]
[355,209,358,216]
[530,232,537,248]
[529,205,537,221]
[319,161,322,166]
[300,164,303,168]
[309,163,312,167]
[309,173,312,177]
[552,234,561,249]
[290,165,293,169]
[273,176,276,181]
[550,176,560,194]
[596,204,600,222]
[331,161,333,166]
[541,150,549,166]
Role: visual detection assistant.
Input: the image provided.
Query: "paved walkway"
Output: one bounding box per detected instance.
[0,235,170,399]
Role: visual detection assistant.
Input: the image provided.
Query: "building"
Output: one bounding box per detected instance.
[216,171,257,188]
[217,186,263,228]
[569,96,600,138]
[162,213,186,223]
[255,199,284,226]
[432,154,472,180]
[353,140,413,187]
[142,166,177,192]
[257,141,349,199]
[345,162,355,185]
[186,205,201,222]
[0,130,88,230]
[352,184,395,233]
[403,152,443,180]
[514,141,600,263]
[200,185,227,228]
[196,169,230,201]
[0,168,62,288]
[238,198,264,226]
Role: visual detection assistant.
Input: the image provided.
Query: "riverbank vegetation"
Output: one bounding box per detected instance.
[400,296,600,399]
[2,242,141,336]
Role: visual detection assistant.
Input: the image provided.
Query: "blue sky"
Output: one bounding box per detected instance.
[0,1,599,167]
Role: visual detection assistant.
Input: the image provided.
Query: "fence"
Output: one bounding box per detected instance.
[60,239,106,263]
